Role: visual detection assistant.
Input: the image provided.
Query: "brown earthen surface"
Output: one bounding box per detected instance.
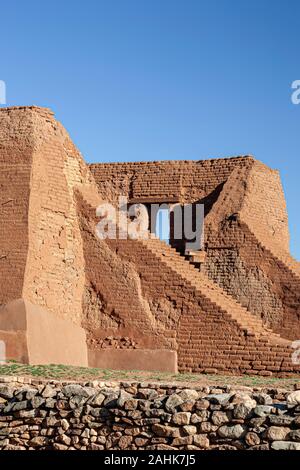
[0,299,88,366]
[0,106,299,375]
[88,349,178,373]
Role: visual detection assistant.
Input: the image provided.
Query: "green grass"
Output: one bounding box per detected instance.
[0,360,299,390]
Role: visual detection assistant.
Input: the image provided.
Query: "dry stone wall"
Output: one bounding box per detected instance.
[1,378,300,451]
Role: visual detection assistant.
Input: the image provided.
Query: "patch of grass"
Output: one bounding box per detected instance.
[0,360,299,390]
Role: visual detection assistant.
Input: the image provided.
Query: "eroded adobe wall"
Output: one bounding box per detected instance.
[1,379,300,451]
[103,238,299,376]
[76,193,170,350]
[11,107,107,326]
[204,163,300,340]
[204,220,300,341]
[0,108,33,303]
[91,155,298,344]
[240,160,290,253]
[89,157,254,205]
[21,107,88,324]
[0,106,107,326]
[1,106,298,372]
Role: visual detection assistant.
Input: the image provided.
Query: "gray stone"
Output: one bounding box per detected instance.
[183,425,197,435]
[231,393,256,408]
[269,415,294,426]
[165,394,184,412]
[271,441,300,450]
[193,434,209,448]
[137,389,158,400]
[233,403,254,419]
[253,405,274,417]
[207,393,231,405]
[253,393,273,405]
[266,426,290,441]
[199,421,218,433]
[178,389,198,402]
[12,400,28,411]
[44,417,60,427]
[96,436,106,445]
[172,412,191,425]
[41,385,57,398]
[101,387,119,396]
[88,392,105,406]
[45,398,56,408]
[29,436,48,447]
[218,424,246,439]
[69,396,87,408]
[62,384,95,398]
[22,388,38,400]
[117,390,132,407]
[81,428,90,438]
[15,409,36,418]
[104,392,119,408]
[289,430,300,442]
[152,424,180,438]
[152,398,165,409]
[53,443,69,450]
[31,396,45,409]
[0,385,14,400]
[138,399,152,411]
[211,411,229,426]
[60,419,70,431]
[191,410,210,423]
[195,399,210,410]
[287,391,300,407]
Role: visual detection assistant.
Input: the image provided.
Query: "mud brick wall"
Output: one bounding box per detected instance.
[0,105,299,375]
[240,160,290,254]
[202,160,300,341]
[75,182,299,376]
[1,378,300,451]
[205,220,300,341]
[89,157,253,204]
[22,108,88,325]
[0,108,33,303]
[0,106,101,325]
[105,238,299,376]
[76,194,169,350]
[90,157,296,342]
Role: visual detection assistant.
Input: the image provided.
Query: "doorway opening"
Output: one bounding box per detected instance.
[155,208,170,244]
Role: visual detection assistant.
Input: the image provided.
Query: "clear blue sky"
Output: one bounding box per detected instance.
[1,0,299,259]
